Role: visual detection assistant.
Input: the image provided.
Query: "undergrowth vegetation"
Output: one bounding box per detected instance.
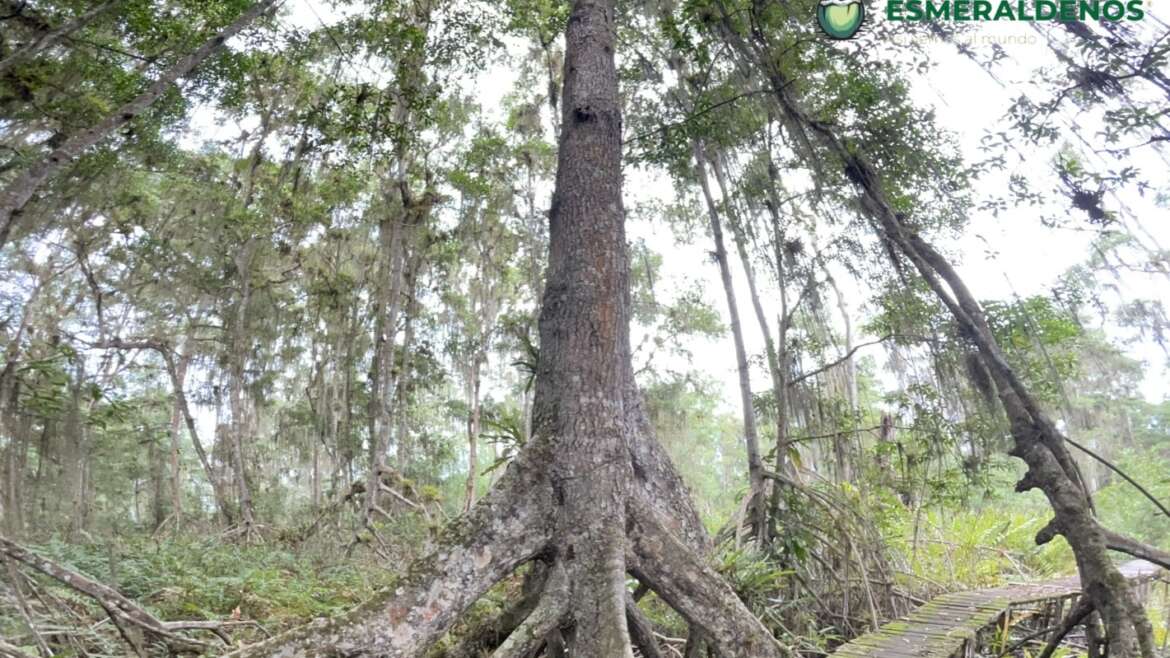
[1,535,401,647]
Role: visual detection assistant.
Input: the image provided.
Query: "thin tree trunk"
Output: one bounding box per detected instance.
[394,274,419,473]
[1,430,25,536]
[100,337,233,525]
[715,157,789,475]
[167,348,233,525]
[229,240,258,533]
[463,360,482,513]
[366,207,408,524]
[149,437,166,531]
[341,305,357,486]
[693,141,767,543]
[0,275,42,536]
[0,0,279,248]
[166,350,185,526]
[760,152,796,488]
[62,364,87,539]
[822,265,857,482]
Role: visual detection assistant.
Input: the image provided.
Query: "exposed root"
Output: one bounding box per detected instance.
[441,568,547,657]
[626,593,664,658]
[227,454,556,657]
[628,501,785,658]
[491,562,568,657]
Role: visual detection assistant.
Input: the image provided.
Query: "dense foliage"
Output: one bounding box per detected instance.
[1,0,1167,656]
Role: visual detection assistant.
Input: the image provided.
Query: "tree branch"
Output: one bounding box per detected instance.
[1063,435,1170,522]
[788,335,893,387]
[0,535,208,653]
[1099,527,1170,571]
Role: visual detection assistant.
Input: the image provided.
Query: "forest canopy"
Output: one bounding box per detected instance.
[0,0,1168,657]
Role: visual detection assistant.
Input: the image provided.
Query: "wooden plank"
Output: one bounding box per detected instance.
[828,560,1164,658]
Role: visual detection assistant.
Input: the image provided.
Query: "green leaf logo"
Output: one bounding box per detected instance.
[818,0,865,39]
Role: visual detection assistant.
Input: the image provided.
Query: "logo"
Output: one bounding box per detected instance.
[818,0,866,38]
[884,0,1144,20]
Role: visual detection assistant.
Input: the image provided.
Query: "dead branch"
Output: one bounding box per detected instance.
[0,535,222,653]
[0,639,36,658]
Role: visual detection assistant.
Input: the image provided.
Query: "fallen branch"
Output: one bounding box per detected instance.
[0,535,236,654]
[0,639,36,658]
[1,554,51,658]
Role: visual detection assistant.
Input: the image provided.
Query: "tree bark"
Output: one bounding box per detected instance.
[62,364,88,538]
[148,434,167,531]
[0,271,44,536]
[530,3,636,652]
[394,271,420,473]
[0,0,279,249]
[166,347,186,526]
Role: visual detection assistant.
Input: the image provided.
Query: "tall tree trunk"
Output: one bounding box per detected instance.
[366,200,412,522]
[822,265,857,483]
[230,3,783,654]
[62,364,87,539]
[341,305,357,486]
[462,360,482,513]
[166,351,185,527]
[713,148,802,492]
[0,0,279,248]
[528,3,636,649]
[31,418,52,530]
[760,153,797,490]
[394,270,420,473]
[149,437,167,531]
[693,141,767,544]
[229,241,258,533]
[165,346,233,525]
[0,272,46,536]
[1,422,26,536]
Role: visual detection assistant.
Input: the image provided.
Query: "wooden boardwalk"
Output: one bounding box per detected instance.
[830,560,1165,658]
